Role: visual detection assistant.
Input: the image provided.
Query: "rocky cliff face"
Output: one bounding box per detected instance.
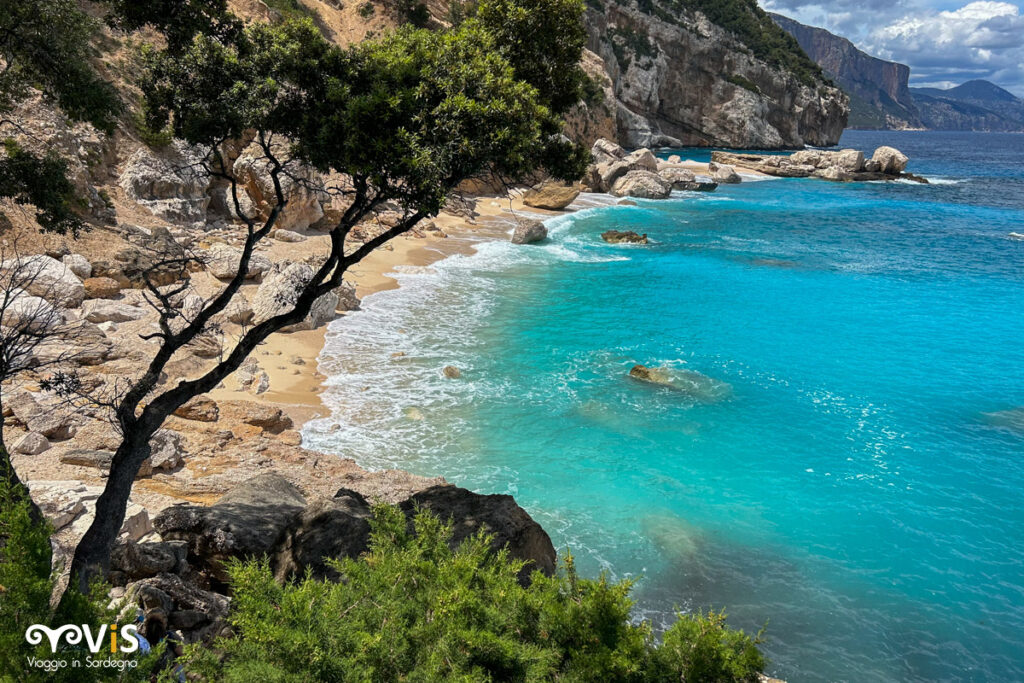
[584,0,848,149]
[771,13,921,130]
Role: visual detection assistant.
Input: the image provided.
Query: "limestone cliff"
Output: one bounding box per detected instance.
[771,13,921,130]
[583,0,848,149]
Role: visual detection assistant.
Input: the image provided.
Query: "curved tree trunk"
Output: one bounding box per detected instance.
[65,433,152,596]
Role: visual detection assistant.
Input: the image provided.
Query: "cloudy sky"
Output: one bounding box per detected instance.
[759,0,1024,96]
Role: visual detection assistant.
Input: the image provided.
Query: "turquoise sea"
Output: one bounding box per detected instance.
[304,131,1024,682]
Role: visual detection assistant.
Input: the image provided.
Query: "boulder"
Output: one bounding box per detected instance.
[62,254,92,279]
[12,432,50,455]
[273,490,372,582]
[272,229,307,243]
[871,146,908,175]
[510,219,548,245]
[233,147,324,232]
[522,182,580,210]
[10,394,79,440]
[834,149,865,173]
[2,289,64,332]
[118,142,211,226]
[154,474,307,582]
[111,539,189,581]
[219,399,293,433]
[658,167,696,188]
[81,300,146,324]
[250,263,338,331]
[399,485,556,584]
[221,297,254,325]
[591,138,627,165]
[149,430,185,471]
[610,171,672,199]
[601,230,648,244]
[863,159,881,173]
[83,277,121,299]
[336,281,360,312]
[27,481,103,532]
[60,449,113,470]
[174,397,219,422]
[708,162,741,184]
[204,245,272,281]
[92,226,187,288]
[0,255,84,307]
[817,166,852,182]
[126,573,230,642]
[597,160,632,192]
[443,365,461,379]
[622,148,659,173]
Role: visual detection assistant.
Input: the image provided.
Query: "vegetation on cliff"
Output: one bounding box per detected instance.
[181,505,766,682]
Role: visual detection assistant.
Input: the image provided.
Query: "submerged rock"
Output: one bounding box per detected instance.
[629,364,732,402]
[443,365,461,379]
[602,230,648,244]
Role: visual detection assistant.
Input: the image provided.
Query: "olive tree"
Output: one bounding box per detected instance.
[64,10,589,595]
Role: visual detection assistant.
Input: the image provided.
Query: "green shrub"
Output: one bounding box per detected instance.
[183,505,766,682]
[726,74,760,94]
[0,477,148,682]
[358,1,375,18]
[263,0,314,21]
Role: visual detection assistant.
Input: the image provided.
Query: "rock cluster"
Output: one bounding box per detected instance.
[710,146,921,183]
[105,473,556,643]
[601,230,648,244]
[583,139,721,198]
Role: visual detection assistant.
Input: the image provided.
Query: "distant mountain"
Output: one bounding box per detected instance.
[909,80,1024,131]
[770,13,921,129]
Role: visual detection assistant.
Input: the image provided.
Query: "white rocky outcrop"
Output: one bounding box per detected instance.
[204,245,272,281]
[119,141,211,227]
[0,255,84,307]
[233,147,324,232]
[250,263,339,331]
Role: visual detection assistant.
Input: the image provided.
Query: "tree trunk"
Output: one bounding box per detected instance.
[65,434,152,596]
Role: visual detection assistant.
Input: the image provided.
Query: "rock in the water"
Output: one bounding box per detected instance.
[81,300,146,323]
[610,170,672,199]
[622,148,659,173]
[0,255,84,307]
[1009,232,1024,241]
[119,142,211,227]
[399,485,557,585]
[816,166,852,182]
[62,254,92,279]
[658,166,695,188]
[204,245,272,281]
[522,181,580,210]
[83,277,121,299]
[872,146,909,174]
[601,230,648,244]
[273,229,307,243]
[629,364,672,385]
[13,432,50,455]
[443,365,461,379]
[510,219,548,245]
[154,473,307,582]
[708,162,741,184]
[174,397,219,422]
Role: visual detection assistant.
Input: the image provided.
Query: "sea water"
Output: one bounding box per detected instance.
[304,131,1024,682]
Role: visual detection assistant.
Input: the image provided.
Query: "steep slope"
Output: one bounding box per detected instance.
[584,0,847,148]
[909,80,1024,131]
[771,13,921,130]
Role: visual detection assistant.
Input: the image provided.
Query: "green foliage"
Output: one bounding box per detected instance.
[474,0,589,116]
[358,1,375,18]
[262,0,315,21]
[142,16,588,215]
[633,0,827,88]
[0,476,144,682]
[103,0,242,55]
[396,0,431,27]
[0,139,86,235]
[446,0,479,26]
[0,0,122,132]
[183,506,766,682]
[608,26,658,72]
[726,74,760,94]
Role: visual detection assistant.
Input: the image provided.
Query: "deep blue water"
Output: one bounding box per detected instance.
[306,131,1024,682]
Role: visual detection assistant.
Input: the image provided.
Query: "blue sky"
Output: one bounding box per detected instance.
[759,0,1024,96]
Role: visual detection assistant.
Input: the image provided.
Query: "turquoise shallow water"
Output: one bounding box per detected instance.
[305,131,1024,681]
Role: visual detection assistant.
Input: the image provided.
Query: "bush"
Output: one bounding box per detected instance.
[0,476,149,682]
[183,505,766,682]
